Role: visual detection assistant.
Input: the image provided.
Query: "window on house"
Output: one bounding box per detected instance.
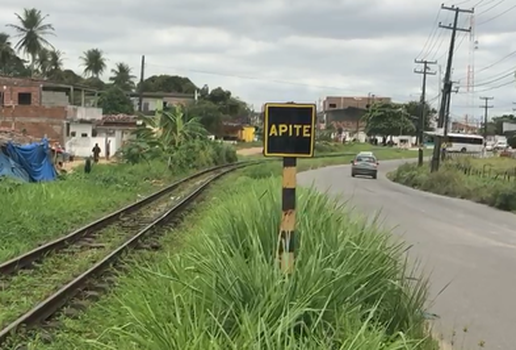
[81,133,88,137]
[71,131,76,137]
[92,129,98,137]
[18,92,32,105]
[143,102,149,112]
[66,123,70,137]
[329,103,337,108]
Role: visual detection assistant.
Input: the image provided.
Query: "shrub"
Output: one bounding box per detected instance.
[86,177,435,349]
[388,162,516,211]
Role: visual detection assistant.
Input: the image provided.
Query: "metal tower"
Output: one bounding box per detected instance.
[465,13,478,126]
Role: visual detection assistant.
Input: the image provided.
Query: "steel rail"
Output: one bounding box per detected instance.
[0,161,254,275]
[0,162,249,344]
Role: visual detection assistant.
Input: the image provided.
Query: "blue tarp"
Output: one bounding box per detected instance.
[2,138,57,182]
[0,152,30,182]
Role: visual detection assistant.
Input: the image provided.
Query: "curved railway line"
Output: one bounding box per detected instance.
[0,161,255,346]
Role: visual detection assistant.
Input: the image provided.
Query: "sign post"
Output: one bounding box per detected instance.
[263,102,316,273]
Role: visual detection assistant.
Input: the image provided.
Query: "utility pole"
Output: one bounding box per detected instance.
[479,96,493,143]
[414,59,437,166]
[138,55,145,112]
[441,82,459,160]
[431,4,473,172]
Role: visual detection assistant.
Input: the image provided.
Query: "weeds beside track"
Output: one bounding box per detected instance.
[0,161,251,346]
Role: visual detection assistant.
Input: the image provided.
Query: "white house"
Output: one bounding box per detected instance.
[65,114,137,158]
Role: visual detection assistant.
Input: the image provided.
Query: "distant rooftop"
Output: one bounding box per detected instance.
[0,75,98,91]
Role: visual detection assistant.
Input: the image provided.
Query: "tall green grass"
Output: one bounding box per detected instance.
[0,141,237,262]
[56,176,436,349]
[388,161,516,211]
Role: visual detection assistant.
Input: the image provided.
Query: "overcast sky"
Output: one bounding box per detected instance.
[1,0,515,123]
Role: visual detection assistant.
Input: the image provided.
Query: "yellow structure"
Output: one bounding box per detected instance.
[238,126,255,142]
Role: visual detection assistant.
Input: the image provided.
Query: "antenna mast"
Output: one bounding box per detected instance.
[465,12,478,128]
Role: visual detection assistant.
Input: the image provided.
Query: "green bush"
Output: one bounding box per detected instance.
[76,177,435,350]
[388,162,516,211]
[168,139,237,170]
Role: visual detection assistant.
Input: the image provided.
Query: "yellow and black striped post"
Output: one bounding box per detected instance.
[278,156,297,273]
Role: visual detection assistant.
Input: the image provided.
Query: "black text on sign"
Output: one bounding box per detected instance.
[264,103,316,157]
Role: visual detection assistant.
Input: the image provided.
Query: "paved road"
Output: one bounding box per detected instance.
[298,159,516,349]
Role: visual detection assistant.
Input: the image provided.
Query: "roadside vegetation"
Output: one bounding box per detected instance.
[26,171,437,350]
[388,156,516,211]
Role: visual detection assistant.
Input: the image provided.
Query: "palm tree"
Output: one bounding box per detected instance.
[0,32,16,74]
[35,47,49,76]
[6,8,55,76]
[80,48,106,78]
[109,62,136,91]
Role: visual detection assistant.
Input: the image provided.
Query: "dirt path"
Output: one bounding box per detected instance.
[236,147,263,156]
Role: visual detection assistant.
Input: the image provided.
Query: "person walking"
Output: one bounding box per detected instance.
[92,143,101,163]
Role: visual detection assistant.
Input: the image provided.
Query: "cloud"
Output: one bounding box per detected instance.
[0,0,515,119]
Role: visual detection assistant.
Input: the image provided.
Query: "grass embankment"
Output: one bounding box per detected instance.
[26,169,437,350]
[0,142,237,262]
[388,156,516,211]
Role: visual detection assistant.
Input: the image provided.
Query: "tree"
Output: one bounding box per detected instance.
[403,100,437,135]
[203,86,250,119]
[109,62,136,91]
[0,32,28,76]
[140,75,197,94]
[35,48,62,79]
[363,102,416,140]
[184,99,225,136]
[7,8,55,76]
[482,114,516,135]
[97,86,134,114]
[80,48,107,78]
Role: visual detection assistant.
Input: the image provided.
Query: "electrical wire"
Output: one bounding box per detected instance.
[475,0,504,15]
[462,67,516,87]
[145,63,413,100]
[455,49,516,81]
[473,79,515,92]
[416,8,442,59]
[428,28,448,60]
[477,2,516,25]
[454,0,473,5]
[435,17,469,63]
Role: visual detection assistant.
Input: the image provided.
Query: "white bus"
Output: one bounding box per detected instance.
[424,132,484,153]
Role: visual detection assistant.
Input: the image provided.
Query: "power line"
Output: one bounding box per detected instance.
[468,69,515,87]
[476,0,505,15]
[145,63,415,100]
[416,8,442,59]
[436,22,468,63]
[456,48,516,80]
[477,2,516,24]
[428,29,448,59]
[473,79,515,92]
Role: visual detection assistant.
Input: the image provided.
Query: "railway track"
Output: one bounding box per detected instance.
[0,161,253,346]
